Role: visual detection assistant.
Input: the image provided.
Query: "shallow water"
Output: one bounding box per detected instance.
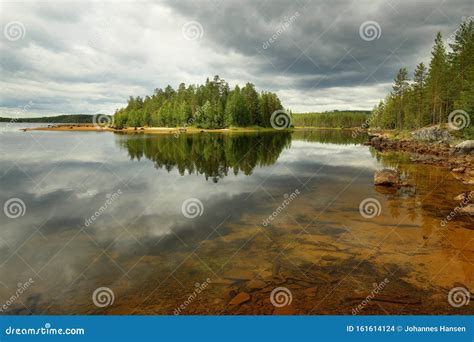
[0,124,472,315]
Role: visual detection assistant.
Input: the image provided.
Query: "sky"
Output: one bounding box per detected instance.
[0,0,472,117]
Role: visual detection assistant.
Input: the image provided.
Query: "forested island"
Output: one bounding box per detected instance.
[370,20,473,138]
[113,76,285,129]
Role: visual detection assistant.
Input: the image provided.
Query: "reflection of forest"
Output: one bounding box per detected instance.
[292,129,368,145]
[116,132,292,181]
[116,130,373,181]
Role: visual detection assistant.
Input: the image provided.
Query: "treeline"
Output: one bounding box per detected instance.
[114,76,284,129]
[0,114,104,123]
[371,20,473,134]
[292,111,371,128]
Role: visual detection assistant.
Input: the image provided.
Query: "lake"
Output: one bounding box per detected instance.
[0,123,472,315]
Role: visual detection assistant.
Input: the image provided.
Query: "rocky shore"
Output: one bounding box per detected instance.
[368,127,474,186]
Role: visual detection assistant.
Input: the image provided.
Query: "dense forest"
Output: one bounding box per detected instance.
[0,114,106,123]
[292,110,370,128]
[371,20,473,136]
[114,76,285,129]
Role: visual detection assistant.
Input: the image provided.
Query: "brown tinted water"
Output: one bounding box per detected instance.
[0,125,472,315]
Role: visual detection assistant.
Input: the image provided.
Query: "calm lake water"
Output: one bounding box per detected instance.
[0,123,472,315]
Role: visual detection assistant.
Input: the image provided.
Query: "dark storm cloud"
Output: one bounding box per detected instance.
[0,0,471,115]
[166,0,470,89]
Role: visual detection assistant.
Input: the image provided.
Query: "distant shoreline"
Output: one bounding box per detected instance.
[22,124,359,134]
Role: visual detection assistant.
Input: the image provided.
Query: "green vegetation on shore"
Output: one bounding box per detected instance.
[371,20,473,137]
[0,114,104,123]
[114,75,285,129]
[292,110,371,128]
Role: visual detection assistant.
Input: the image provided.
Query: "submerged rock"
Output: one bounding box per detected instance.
[246,280,267,290]
[459,204,474,216]
[451,167,466,173]
[374,169,400,186]
[229,292,251,305]
[454,191,474,203]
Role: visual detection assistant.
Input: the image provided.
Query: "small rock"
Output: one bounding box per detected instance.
[454,191,474,203]
[304,287,318,297]
[452,140,474,155]
[451,167,466,173]
[260,286,274,293]
[212,278,235,285]
[246,280,267,290]
[229,292,251,305]
[374,169,400,186]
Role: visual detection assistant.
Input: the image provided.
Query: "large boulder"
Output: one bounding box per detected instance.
[374,169,400,186]
[410,126,453,143]
[451,140,474,155]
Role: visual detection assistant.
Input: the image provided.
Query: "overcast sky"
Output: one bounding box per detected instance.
[0,0,472,117]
